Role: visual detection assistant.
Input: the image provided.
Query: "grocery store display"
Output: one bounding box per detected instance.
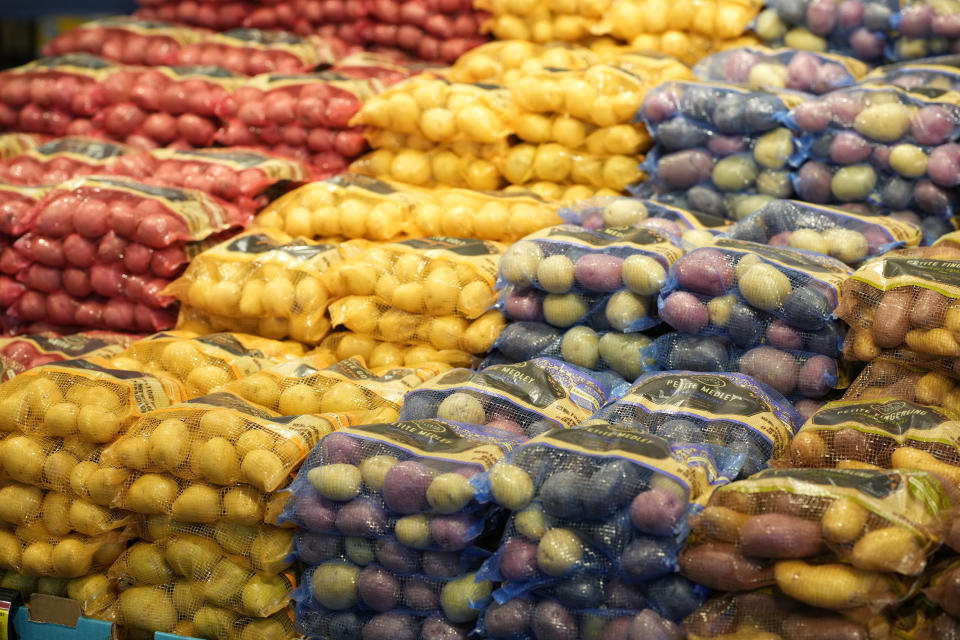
[3,0,960,635]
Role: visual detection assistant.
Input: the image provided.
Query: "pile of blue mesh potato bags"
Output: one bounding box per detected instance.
[6,0,960,638]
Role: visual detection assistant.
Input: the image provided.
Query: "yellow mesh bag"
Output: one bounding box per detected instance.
[163,230,340,345]
[0,358,186,444]
[447,41,602,84]
[0,522,128,578]
[313,333,478,369]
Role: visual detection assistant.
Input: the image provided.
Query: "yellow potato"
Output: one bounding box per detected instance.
[52,538,95,578]
[22,541,55,576]
[186,365,232,397]
[41,492,73,536]
[86,467,130,506]
[1,436,45,484]
[171,484,222,523]
[77,406,122,443]
[241,450,286,492]
[196,437,241,486]
[119,587,177,632]
[0,484,42,526]
[222,487,264,526]
[850,527,925,575]
[278,384,322,415]
[126,474,179,515]
[148,419,191,471]
[44,402,79,437]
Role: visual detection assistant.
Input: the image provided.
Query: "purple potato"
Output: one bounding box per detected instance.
[739,513,826,558]
[806,0,837,34]
[786,52,818,91]
[531,600,577,640]
[880,178,913,209]
[382,461,434,514]
[914,180,954,216]
[328,613,364,640]
[797,355,835,398]
[722,50,760,83]
[912,106,955,146]
[805,321,843,357]
[773,0,805,24]
[793,101,831,133]
[484,598,533,638]
[813,63,851,94]
[627,610,684,640]
[297,532,342,563]
[739,347,798,396]
[403,579,439,611]
[675,248,734,297]
[933,12,960,37]
[712,93,747,134]
[429,513,478,551]
[783,286,831,330]
[687,186,725,218]
[374,539,420,573]
[660,292,709,335]
[898,4,933,36]
[422,551,461,578]
[640,218,682,237]
[642,89,679,124]
[420,616,468,640]
[829,132,872,164]
[794,398,824,421]
[678,541,774,591]
[665,334,728,371]
[599,617,631,640]
[656,118,710,151]
[322,433,363,464]
[336,498,388,537]
[681,85,715,122]
[862,3,891,30]
[744,93,783,131]
[795,162,832,202]
[707,134,745,156]
[296,492,339,533]
[656,150,714,190]
[824,92,862,126]
[620,537,677,582]
[928,144,960,188]
[645,574,705,621]
[505,288,543,322]
[849,28,884,60]
[362,613,418,640]
[582,459,642,517]
[547,574,605,609]
[629,488,686,536]
[766,319,804,351]
[574,254,624,292]
[726,304,762,347]
[605,579,647,610]
[358,566,400,612]
[837,0,864,28]
[499,537,538,580]
[539,470,586,519]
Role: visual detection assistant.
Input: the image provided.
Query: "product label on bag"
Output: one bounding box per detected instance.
[853,255,960,297]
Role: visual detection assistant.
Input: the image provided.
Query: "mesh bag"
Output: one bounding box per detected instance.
[0,486,138,538]
[837,248,960,365]
[841,359,960,413]
[504,182,620,204]
[100,391,359,492]
[864,56,960,93]
[295,599,478,640]
[924,557,960,620]
[41,16,208,66]
[254,174,422,242]
[657,239,851,357]
[693,46,866,94]
[400,358,614,435]
[0,137,146,185]
[324,237,505,320]
[0,433,101,493]
[138,516,295,574]
[175,29,347,76]
[496,224,683,331]
[491,321,653,381]
[163,229,340,344]
[589,370,801,478]
[785,398,960,481]
[111,331,284,397]
[0,332,138,382]
[0,183,49,237]
[647,333,842,399]
[446,41,602,84]
[0,358,186,443]
[116,584,296,640]
[680,467,950,601]
[328,297,506,355]
[723,199,924,266]
[353,74,513,146]
[472,424,721,617]
[0,522,128,578]
[222,355,445,417]
[0,134,48,160]
[0,54,115,137]
[314,332,477,370]
[559,196,729,249]
[286,420,525,522]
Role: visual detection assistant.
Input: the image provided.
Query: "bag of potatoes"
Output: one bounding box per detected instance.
[560,196,729,247]
[117,583,295,640]
[447,41,601,84]
[315,332,477,370]
[255,174,423,242]
[0,357,187,443]
[328,297,506,355]
[110,331,285,398]
[786,397,960,477]
[694,47,865,95]
[838,249,960,364]
[163,229,340,344]
[324,237,505,320]
[101,391,362,492]
[0,433,100,493]
[400,357,614,436]
[139,516,294,575]
[0,331,139,382]
[224,355,446,418]
[680,467,950,599]
[5,487,137,538]
[353,74,514,146]
[0,523,127,578]
[504,181,620,204]
[113,469,288,526]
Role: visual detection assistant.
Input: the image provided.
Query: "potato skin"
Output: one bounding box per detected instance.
[678,541,775,591]
[739,513,826,559]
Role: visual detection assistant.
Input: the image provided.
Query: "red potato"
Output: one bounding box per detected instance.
[18,235,65,267]
[134,304,176,332]
[100,104,147,138]
[123,243,153,274]
[1,77,31,106]
[0,104,17,128]
[103,298,136,330]
[0,276,26,307]
[0,248,28,276]
[63,234,97,268]
[98,232,128,263]
[176,114,217,146]
[47,291,80,326]
[33,195,79,237]
[14,290,48,322]
[62,269,92,298]
[74,300,104,327]
[21,264,61,293]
